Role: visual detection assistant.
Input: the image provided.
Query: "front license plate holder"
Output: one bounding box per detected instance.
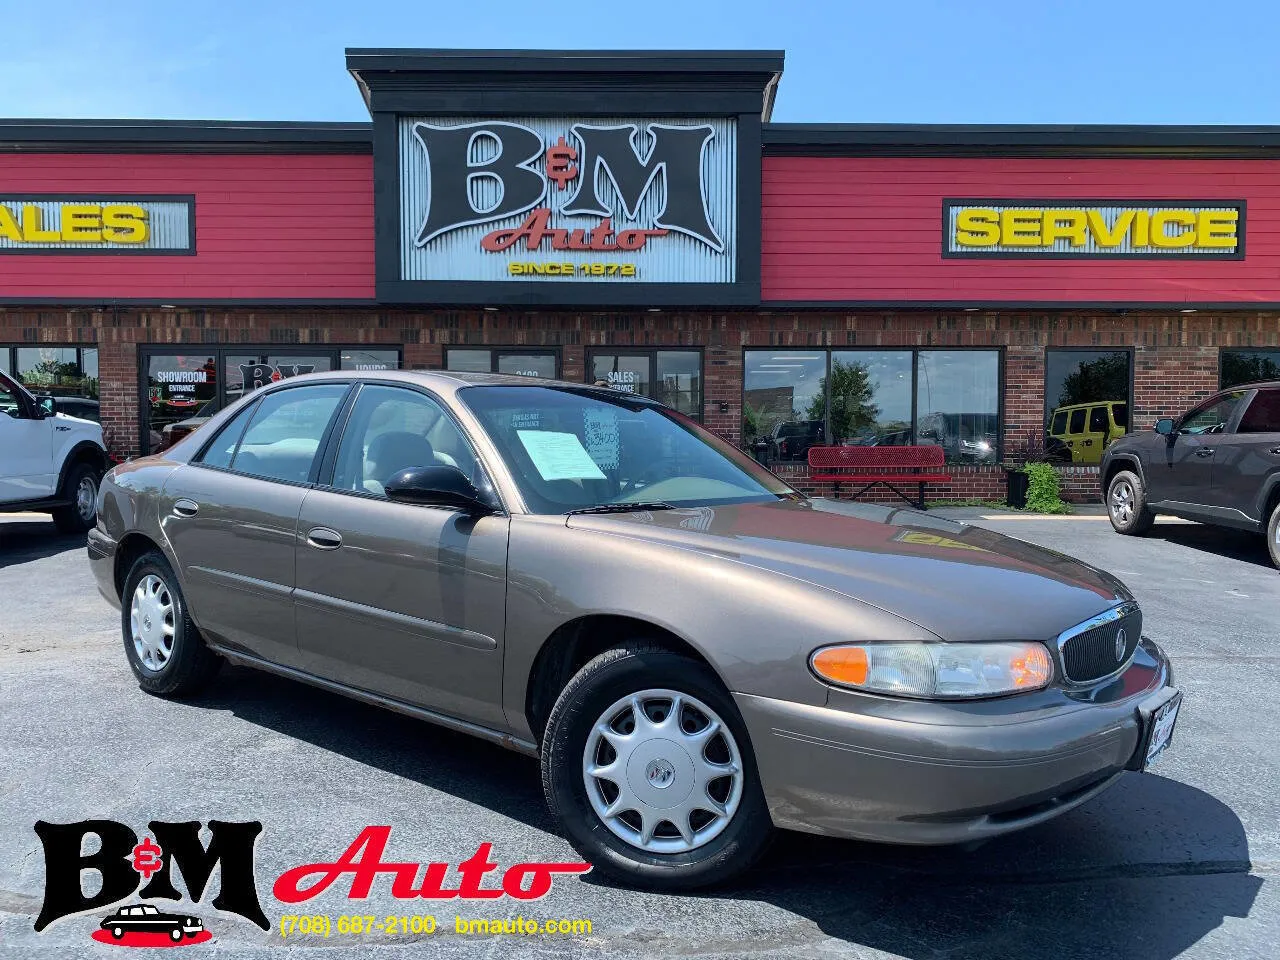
[1130,689,1182,771]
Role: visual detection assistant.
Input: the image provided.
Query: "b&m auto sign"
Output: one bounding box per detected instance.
[397,117,737,283]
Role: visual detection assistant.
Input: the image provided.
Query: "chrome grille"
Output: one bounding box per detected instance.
[1057,603,1142,683]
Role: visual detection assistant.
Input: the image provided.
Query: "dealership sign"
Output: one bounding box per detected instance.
[944,200,1244,258]
[398,117,737,283]
[0,196,195,254]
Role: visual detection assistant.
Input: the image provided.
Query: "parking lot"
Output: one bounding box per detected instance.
[0,509,1276,960]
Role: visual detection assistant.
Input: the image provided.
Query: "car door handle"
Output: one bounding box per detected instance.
[306,527,343,550]
[1195,448,1215,458]
[1270,447,1280,456]
[172,499,199,517]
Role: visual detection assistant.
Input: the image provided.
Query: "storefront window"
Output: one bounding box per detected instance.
[140,346,401,455]
[1221,349,1280,388]
[224,353,334,406]
[916,351,1001,464]
[743,351,827,461]
[340,349,401,371]
[829,351,913,446]
[445,347,560,379]
[587,350,702,419]
[145,354,218,447]
[744,348,1002,465]
[1043,349,1131,464]
[10,346,99,400]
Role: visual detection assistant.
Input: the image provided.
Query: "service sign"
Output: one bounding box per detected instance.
[944,200,1245,259]
[398,117,737,283]
[0,195,195,254]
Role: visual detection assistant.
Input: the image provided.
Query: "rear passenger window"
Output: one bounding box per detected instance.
[1089,407,1109,432]
[229,385,347,484]
[1114,402,1128,429]
[1069,408,1087,433]
[1238,390,1280,433]
[198,403,257,469]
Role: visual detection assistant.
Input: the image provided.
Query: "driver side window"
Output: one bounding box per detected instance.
[1179,392,1246,434]
[331,385,479,497]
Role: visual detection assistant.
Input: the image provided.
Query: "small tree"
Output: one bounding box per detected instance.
[805,359,879,443]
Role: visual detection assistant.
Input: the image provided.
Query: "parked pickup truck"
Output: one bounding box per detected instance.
[0,368,107,533]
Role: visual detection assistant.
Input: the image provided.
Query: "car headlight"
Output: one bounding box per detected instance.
[810,642,1053,698]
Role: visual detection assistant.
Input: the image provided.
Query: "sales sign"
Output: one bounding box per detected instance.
[0,196,195,254]
[944,200,1244,258]
[398,117,737,283]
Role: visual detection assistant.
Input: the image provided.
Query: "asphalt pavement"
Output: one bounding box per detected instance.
[0,509,1276,959]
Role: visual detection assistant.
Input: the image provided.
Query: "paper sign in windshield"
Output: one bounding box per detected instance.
[517,430,607,481]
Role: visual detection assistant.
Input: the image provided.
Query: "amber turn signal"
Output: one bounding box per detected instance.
[810,646,870,686]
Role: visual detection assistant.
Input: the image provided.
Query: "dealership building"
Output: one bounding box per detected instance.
[3,48,1279,501]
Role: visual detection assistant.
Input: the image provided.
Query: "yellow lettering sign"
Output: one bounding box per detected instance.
[948,204,1242,254]
[0,199,166,249]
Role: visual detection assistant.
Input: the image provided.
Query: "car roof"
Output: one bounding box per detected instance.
[249,369,656,404]
[1052,400,1125,412]
[1223,379,1280,391]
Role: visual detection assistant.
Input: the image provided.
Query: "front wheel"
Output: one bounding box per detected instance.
[542,643,772,890]
[1107,470,1155,535]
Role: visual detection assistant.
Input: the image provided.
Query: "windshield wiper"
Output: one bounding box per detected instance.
[566,501,676,515]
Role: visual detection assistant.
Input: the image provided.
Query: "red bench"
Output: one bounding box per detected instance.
[807,445,952,509]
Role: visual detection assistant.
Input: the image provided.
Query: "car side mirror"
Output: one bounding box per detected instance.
[384,465,494,514]
[35,396,57,418]
[1153,418,1175,436]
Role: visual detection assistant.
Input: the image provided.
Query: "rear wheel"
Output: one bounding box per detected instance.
[52,462,99,534]
[542,642,772,890]
[1267,500,1280,570]
[1107,470,1155,535]
[122,551,221,697]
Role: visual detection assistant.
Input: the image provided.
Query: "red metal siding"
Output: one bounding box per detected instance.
[0,153,374,300]
[761,157,1280,304]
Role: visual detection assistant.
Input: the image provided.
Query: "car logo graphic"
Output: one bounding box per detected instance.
[1115,628,1127,661]
[646,758,675,789]
[92,903,209,948]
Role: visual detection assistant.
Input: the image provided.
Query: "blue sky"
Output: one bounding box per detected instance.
[1,0,1275,124]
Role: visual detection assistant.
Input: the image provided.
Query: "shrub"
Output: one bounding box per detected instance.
[1023,462,1072,514]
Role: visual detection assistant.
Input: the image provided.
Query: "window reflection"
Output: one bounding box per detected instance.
[916,351,1001,464]
[744,349,1002,465]
[1221,349,1280,389]
[1043,349,1131,464]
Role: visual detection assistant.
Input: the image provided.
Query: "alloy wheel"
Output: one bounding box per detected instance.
[130,574,175,670]
[582,689,743,854]
[1110,479,1134,525]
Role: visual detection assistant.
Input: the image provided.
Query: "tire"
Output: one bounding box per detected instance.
[1107,469,1155,535]
[170,928,182,942]
[1267,500,1280,570]
[112,927,123,938]
[51,461,99,534]
[121,551,221,697]
[542,642,772,890]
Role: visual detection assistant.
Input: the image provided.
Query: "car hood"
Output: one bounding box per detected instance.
[566,499,1132,643]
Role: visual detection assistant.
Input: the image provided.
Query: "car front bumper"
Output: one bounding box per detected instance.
[735,636,1176,845]
[86,527,121,610]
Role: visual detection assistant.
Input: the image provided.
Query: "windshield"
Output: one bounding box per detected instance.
[460,386,797,514]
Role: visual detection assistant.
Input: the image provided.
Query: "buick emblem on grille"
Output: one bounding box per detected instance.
[1114,628,1127,661]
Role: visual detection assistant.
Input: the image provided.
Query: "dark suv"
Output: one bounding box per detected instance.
[1101,381,1280,567]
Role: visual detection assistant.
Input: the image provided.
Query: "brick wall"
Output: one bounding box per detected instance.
[3,306,1277,499]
